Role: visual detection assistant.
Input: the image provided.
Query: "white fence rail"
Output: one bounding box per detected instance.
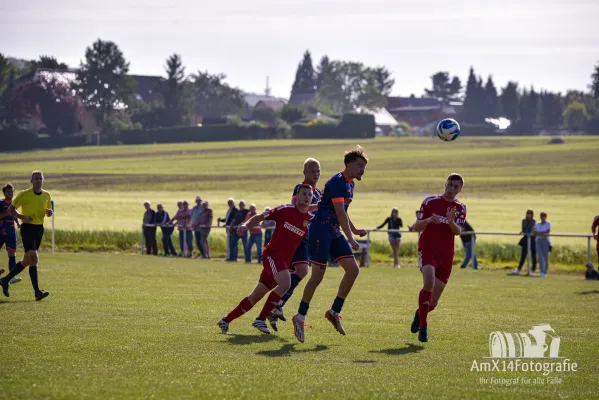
[138,224,596,270]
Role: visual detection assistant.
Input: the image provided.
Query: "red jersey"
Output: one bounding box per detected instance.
[262,204,313,264]
[417,195,467,253]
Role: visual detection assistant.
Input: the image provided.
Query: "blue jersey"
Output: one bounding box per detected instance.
[0,200,16,234]
[311,172,354,237]
[292,182,322,205]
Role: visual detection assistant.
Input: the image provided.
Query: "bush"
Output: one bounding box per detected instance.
[119,125,278,145]
[280,104,308,124]
[459,123,498,136]
[586,117,599,135]
[0,123,38,151]
[337,113,376,138]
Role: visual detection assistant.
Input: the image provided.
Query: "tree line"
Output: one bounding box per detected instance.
[1,41,599,142]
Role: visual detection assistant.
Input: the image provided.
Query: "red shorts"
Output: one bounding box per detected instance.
[418,249,454,284]
[259,255,289,289]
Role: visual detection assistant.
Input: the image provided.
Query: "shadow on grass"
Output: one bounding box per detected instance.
[224,334,286,345]
[353,359,377,364]
[256,344,330,358]
[578,290,599,295]
[369,343,424,356]
[0,299,32,304]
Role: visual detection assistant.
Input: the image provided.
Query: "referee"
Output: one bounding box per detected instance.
[0,171,51,301]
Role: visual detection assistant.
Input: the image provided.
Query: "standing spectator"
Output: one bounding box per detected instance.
[169,200,193,257]
[155,203,177,256]
[592,214,599,263]
[191,195,207,258]
[513,209,537,275]
[244,204,263,263]
[459,219,478,269]
[376,207,403,268]
[534,212,552,278]
[198,200,213,259]
[142,201,158,255]
[228,200,249,262]
[261,206,275,247]
[219,198,237,261]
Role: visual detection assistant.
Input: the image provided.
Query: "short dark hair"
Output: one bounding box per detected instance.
[344,145,368,165]
[2,183,14,195]
[298,184,313,193]
[447,173,464,186]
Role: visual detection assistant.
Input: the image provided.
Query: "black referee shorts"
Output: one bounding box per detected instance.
[20,223,45,252]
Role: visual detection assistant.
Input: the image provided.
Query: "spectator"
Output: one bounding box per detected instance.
[219,198,237,260]
[169,200,193,257]
[155,203,177,256]
[142,200,158,255]
[513,209,537,275]
[534,212,552,278]
[198,200,213,259]
[244,203,263,263]
[376,207,403,268]
[191,195,207,258]
[228,200,249,262]
[592,214,599,262]
[261,206,275,247]
[459,219,479,269]
[586,262,599,280]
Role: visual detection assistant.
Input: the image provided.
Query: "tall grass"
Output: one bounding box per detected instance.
[40,229,593,268]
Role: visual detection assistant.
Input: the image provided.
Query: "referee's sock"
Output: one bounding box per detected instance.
[2,262,25,282]
[29,266,40,292]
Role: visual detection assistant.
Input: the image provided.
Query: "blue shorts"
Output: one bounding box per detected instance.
[0,231,17,252]
[309,231,354,267]
[291,237,310,268]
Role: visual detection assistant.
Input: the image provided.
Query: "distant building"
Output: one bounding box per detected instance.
[386,95,458,127]
[253,99,287,111]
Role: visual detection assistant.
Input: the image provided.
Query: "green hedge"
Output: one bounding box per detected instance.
[291,113,375,139]
[459,123,498,136]
[120,125,278,145]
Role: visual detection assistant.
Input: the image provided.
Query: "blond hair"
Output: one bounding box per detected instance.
[303,158,320,171]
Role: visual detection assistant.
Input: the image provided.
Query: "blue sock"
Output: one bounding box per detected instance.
[280,273,302,306]
[298,300,310,316]
[332,296,345,314]
[8,256,16,271]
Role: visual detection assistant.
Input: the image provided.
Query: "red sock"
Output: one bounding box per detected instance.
[258,291,282,320]
[418,289,432,328]
[224,297,254,323]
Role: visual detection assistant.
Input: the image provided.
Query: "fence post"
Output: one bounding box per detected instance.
[470,234,474,267]
[51,200,55,254]
[526,234,531,275]
[141,225,145,255]
[366,230,371,267]
[588,236,592,265]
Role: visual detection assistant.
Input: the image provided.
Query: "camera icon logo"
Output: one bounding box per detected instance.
[489,324,561,358]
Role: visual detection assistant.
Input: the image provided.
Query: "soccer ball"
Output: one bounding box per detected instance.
[436,118,461,141]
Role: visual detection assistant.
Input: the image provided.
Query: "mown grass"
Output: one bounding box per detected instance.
[1,137,598,266]
[0,253,597,399]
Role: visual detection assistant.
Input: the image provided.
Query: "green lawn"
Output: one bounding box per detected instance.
[1,136,598,264]
[1,253,598,399]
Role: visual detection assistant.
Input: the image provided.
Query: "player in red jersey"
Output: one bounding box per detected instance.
[217,184,314,335]
[592,214,599,262]
[410,173,467,343]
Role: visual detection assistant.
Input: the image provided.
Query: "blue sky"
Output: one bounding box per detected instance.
[1,0,597,98]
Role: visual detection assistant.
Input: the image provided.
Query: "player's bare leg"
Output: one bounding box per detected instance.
[254,270,291,334]
[323,257,360,335]
[293,263,327,343]
[218,282,269,334]
[412,264,435,342]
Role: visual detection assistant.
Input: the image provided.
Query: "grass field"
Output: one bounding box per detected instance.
[1,254,598,399]
[1,136,598,266]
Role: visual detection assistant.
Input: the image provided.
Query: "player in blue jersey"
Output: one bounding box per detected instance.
[0,183,22,284]
[268,158,321,331]
[292,145,368,343]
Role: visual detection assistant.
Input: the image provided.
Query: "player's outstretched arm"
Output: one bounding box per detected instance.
[7,205,31,223]
[238,213,267,235]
